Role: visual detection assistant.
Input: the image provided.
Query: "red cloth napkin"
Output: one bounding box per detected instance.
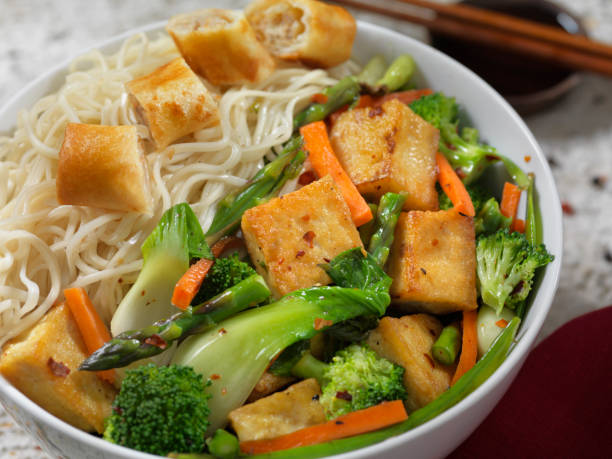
[449,306,612,459]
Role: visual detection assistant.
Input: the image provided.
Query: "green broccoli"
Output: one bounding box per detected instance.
[104,364,210,456]
[474,197,512,236]
[476,229,554,315]
[192,253,256,304]
[410,93,528,186]
[292,344,407,419]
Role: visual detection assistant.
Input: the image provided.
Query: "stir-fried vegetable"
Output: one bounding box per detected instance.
[80,274,270,371]
[367,192,406,267]
[110,203,212,336]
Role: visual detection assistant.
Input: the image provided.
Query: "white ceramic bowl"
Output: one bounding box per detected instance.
[0,17,562,459]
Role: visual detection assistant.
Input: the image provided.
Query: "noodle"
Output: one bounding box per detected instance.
[0,31,352,345]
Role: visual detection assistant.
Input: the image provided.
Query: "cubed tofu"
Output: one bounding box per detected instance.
[126,57,220,149]
[0,303,117,433]
[229,378,326,442]
[241,175,363,298]
[329,99,439,211]
[366,314,453,412]
[247,371,295,403]
[388,209,477,314]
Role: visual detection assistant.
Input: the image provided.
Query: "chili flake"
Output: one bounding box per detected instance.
[47,358,70,377]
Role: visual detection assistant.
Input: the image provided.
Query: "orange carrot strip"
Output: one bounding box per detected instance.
[240,400,408,455]
[311,93,328,104]
[300,121,373,226]
[64,288,115,385]
[511,218,525,234]
[211,236,244,258]
[372,89,434,106]
[436,152,475,217]
[171,257,214,310]
[451,310,478,386]
[500,182,521,220]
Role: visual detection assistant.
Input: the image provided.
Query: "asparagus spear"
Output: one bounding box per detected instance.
[355,55,387,87]
[79,274,270,371]
[368,192,407,268]
[292,76,361,130]
[374,54,416,93]
[432,323,461,366]
[204,137,305,245]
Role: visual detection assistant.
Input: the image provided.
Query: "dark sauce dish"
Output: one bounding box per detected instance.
[430,0,586,115]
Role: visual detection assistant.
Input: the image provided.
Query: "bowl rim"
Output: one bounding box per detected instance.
[0,17,563,459]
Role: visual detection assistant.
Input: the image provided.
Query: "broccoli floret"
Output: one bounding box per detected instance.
[192,253,256,304]
[410,93,499,184]
[292,344,407,419]
[474,197,512,236]
[476,229,554,315]
[104,364,210,456]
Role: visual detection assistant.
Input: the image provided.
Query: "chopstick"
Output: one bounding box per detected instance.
[334,0,612,77]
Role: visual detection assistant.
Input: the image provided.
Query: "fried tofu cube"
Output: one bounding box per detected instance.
[126,57,220,149]
[245,0,356,68]
[366,314,453,412]
[388,209,477,314]
[229,378,326,442]
[247,371,295,403]
[0,303,117,433]
[241,175,363,298]
[329,99,439,211]
[167,9,276,85]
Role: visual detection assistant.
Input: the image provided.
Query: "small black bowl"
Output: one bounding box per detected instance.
[430,0,586,115]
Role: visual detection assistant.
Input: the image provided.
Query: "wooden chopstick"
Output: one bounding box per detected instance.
[334,0,612,77]
[402,0,612,60]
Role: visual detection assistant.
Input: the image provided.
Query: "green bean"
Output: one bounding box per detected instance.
[432,323,461,366]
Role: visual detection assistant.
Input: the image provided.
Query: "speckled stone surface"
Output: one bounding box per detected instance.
[1,0,612,457]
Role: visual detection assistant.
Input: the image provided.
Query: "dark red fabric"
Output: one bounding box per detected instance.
[449,306,612,459]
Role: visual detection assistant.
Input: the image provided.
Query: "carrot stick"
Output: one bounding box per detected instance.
[500,182,521,220]
[211,236,244,258]
[300,121,373,226]
[451,309,478,386]
[63,288,115,385]
[511,218,525,234]
[171,257,214,310]
[240,400,408,455]
[436,152,475,217]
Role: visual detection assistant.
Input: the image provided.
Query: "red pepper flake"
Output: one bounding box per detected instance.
[423,353,435,369]
[420,267,427,275]
[496,319,509,328]
[278,257,285,266]
[311,93,328,104]
[432,239,439,246]
[47,358,70,377]
[298,170,317,186]
[144,334,167,349]
[118,278,123,284]
[524,155,532,163]
[303,231,315,248]
[210,374,221,380]
[335,391,352,401]
[314,318,333,330]
[296,250,305,258]
[301,214,311,222]
[218,328,227,335]
[221,387,227,395]
[561,202,575,215]
[323,257,331,263]
[368,106,384,118]
[141,290,146,296]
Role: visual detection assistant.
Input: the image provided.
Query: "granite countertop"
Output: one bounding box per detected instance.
[1,0,612,457]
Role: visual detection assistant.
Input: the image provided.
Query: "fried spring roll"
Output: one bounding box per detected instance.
[126,57,220,149]
[56,123,152,214]
[245,0,356,68]
[167,9,276,85]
